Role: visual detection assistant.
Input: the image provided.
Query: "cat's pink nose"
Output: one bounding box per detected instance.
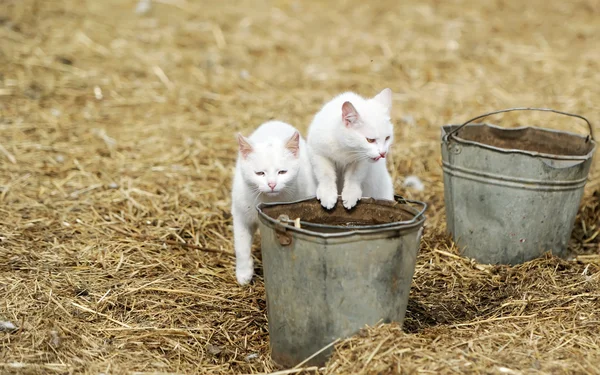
[268,182,277,190]
[379,152,386,158]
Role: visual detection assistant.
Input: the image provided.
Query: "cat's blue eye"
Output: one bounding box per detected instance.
[278,170,287,175]
[255,171,265,176]
[366,138,376,143]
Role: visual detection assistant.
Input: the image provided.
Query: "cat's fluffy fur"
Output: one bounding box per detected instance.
[307,88,395,210]
[231,121,316,285]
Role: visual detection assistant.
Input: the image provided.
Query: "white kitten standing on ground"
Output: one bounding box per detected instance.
[231,121,316,285]
[307,88,395,210]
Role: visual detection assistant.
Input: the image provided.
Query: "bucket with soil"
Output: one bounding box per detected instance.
[256,195,427,367]
[441,108,597,265]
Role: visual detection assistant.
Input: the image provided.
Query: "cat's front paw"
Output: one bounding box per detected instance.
[342,185,362,209]
[236,261,254,285]
[316,184,337,210]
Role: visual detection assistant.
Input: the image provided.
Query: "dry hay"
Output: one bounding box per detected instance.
[1,0,599,374]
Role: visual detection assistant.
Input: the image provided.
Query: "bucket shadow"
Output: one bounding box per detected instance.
[402,298,481,333]
[402,269,517,334]
[403,290,515,334]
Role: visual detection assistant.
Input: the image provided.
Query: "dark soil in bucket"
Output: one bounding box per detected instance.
[260,197,417,227]
[453,124,595,156]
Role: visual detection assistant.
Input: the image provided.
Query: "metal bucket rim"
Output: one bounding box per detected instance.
[256,195,427,239]
[275,195,426,230]
[259,220,424,244]
[257,212,426,239]
[442,122,597,161]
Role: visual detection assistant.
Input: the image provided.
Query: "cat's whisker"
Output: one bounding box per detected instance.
[346,154,370,164]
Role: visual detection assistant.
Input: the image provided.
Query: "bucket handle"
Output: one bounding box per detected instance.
[393,195,427,224]
[443,107,595,143]
[275,214,293,246]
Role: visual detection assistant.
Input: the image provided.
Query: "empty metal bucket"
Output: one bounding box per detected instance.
[442,108,597,265]
[256,196,426,367]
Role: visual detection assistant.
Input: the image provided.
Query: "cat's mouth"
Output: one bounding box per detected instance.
[370,156,382,162]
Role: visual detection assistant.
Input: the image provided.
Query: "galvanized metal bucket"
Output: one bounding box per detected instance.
[256,195,426,367]
[442,108,597,265]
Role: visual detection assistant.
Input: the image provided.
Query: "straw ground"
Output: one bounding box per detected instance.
[1,0,599,374]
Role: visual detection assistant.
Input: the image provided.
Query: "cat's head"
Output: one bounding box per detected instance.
[340,88,394,163]
[236,131,301,195]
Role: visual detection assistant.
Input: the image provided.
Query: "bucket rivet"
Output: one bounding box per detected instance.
[276,232,292,246]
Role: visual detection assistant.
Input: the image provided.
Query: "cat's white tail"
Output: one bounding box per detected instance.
[403,175,425,192]
[135,0,151,14]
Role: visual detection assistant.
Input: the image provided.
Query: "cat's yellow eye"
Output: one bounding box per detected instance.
[385,136,390,141]
[278,170,287,175]
[366,138,376,143]
[255,171,265,176]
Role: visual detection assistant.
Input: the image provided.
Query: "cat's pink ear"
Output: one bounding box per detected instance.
[285,131,300,157]
[374,88,392,113]
[237,133,253,159]
[342,101,359,127]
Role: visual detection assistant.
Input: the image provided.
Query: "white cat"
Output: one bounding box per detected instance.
[307,88,395,210]
[231,121,316,285]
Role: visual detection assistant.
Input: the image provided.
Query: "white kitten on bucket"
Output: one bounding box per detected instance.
[307,88,395,210]
[231,121,316,285]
